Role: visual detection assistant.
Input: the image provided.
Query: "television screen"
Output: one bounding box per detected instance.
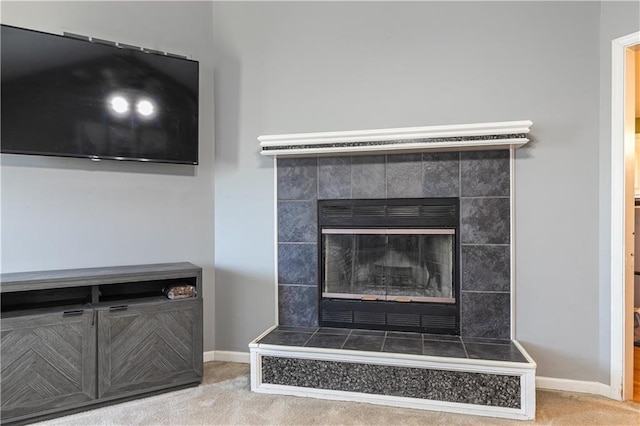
[1,24,199,165]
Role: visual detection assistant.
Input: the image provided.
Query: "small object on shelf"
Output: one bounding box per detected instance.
[164,284,197,299]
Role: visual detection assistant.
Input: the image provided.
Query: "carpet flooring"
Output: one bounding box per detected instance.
[36,361,640,425]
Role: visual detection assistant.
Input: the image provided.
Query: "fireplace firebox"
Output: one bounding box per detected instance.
[318,198,460,334]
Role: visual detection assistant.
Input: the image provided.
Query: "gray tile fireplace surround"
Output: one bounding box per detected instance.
[254,125,535,420]
[252,149,536,421]
[277,150,511,339]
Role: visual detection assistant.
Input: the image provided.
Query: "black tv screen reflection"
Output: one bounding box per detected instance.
[1,25,199,165]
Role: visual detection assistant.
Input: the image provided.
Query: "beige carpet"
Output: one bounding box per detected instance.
[37,361,640,425]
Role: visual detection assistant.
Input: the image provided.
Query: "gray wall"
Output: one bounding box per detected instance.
[0,2,216,350]
[212,0,609,381]
[3,0,638,384]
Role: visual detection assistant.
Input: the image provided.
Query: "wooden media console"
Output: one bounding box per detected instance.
[0,263,203,425]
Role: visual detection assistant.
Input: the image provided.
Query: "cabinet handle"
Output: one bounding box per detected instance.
[63,309,84,316]
[109,305,128,311]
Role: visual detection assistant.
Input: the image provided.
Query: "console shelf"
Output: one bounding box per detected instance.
[0,262,203,425]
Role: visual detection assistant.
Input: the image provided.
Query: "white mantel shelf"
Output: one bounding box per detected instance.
[259,120,532,157]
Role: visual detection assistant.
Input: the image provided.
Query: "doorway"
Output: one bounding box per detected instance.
[611,31,640,402]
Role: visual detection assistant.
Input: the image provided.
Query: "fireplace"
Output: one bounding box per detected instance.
[318,198,459,334]
[252,122,536,422]
[274,143,519,340]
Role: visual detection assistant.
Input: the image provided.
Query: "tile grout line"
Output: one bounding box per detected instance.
[463,340,513,347]
[277,242,316,245]
[461,338,470,359]
[303,328,319,347]
[315,157,319,200]
[458,196,511,199]
[421,152,425,197]
[458,151,463,337]
[278,283,317,287]
[349,156,353,200]
[339,329,352,350]
[384,155,388,199]
[458,150,462,198]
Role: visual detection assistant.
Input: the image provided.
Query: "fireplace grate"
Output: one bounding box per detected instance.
[319,198,458,227]
[321,310,353,324]
[352,205,386,217]
[353,311,386,325]
[420,204,457,220]
[321,307,457,333]
[321,205,353,217]
[318,198,460,335]
[387,313,421,327]
[421,314,457,329]
[386,205,421,217]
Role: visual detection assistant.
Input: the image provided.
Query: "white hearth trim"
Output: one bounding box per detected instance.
[249,337,536,420]
[206,349,614,399]
[259,120,532,157]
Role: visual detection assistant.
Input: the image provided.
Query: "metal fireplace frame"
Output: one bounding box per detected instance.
[317,198,460,334]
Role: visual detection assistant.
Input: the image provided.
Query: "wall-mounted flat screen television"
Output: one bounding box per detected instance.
[1,24,199,165]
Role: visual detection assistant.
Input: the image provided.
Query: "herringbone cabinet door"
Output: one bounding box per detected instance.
[97,298,203,398]
[0,310,96,421]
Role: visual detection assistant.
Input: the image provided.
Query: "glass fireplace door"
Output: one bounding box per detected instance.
[321,229,455,304]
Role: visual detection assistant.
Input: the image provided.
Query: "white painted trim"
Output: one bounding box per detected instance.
[250,347,261,392]
[512,340,537,366]
[217,350,621,400]
[610,30,640,402]
[248,324,278,347]
[203,350,251,364]
[260,120,532,145]
[214,351,250,363]
[261,139,529,158]
[259,121,532,157]
[255,382,532,420]
[522,368,537,420]
[536,377,613,399]
[250,343,536,420]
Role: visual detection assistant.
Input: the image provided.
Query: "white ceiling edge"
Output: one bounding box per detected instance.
[259,120,532,157]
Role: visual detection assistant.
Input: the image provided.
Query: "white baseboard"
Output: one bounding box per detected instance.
[205,353,616,399]
[203,350,250,364]
[536,376,614,399]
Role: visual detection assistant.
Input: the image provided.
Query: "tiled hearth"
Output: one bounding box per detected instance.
[257,326,527,362]
[250,325,536,420]
[251,122,536,420]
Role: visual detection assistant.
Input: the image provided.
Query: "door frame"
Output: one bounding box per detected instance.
[610,30,639,401]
